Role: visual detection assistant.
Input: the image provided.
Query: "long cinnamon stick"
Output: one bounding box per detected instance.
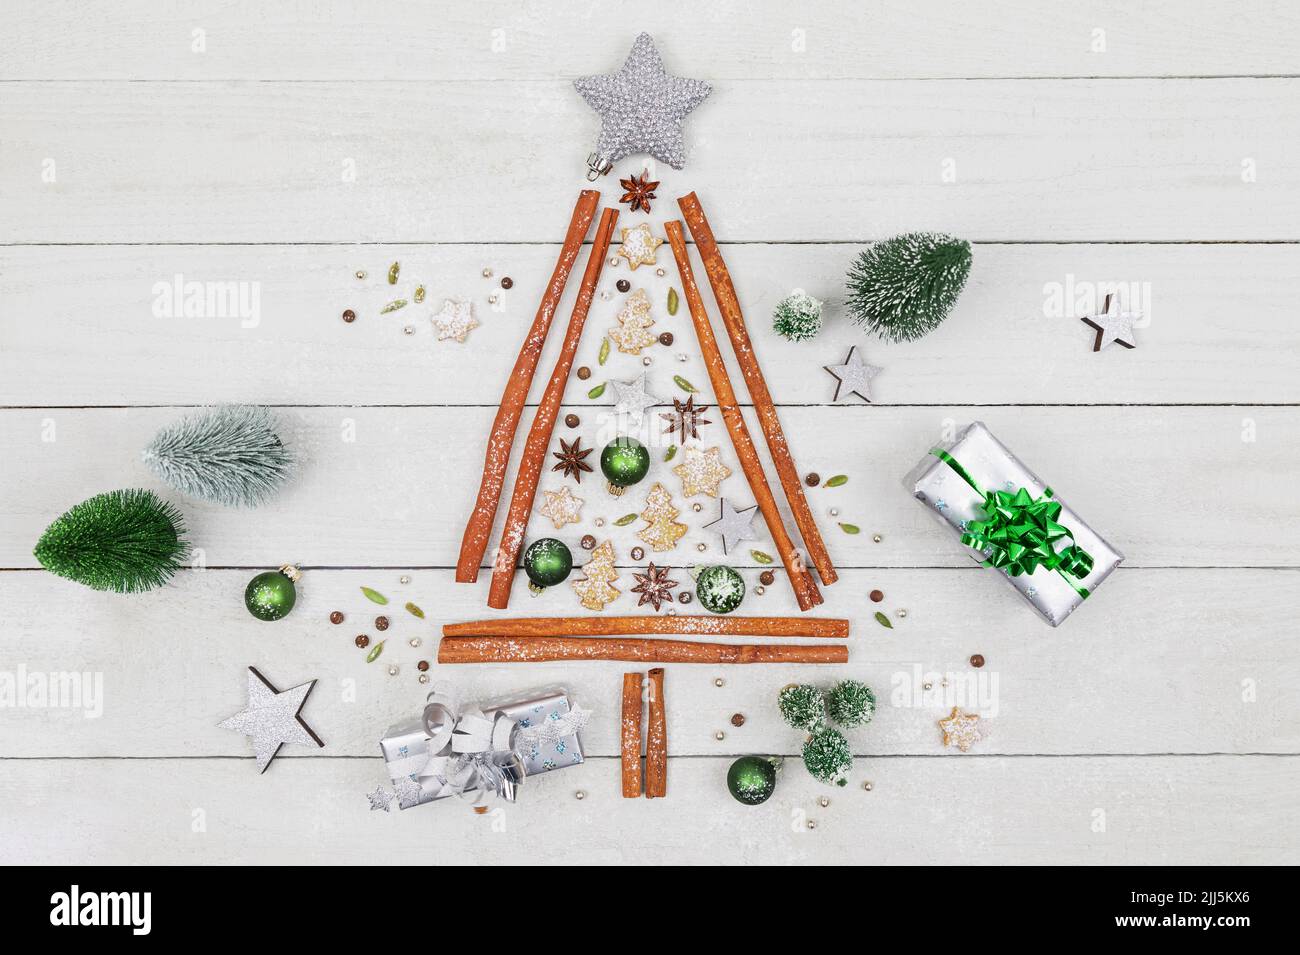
[455,189,601,582]
[645,668,666,799]
[677,192,837,588]
[487,206,619,608]
[621,672,643,798]
[665,221,822,611]
[444,615,848,639]
[438,636,849,665]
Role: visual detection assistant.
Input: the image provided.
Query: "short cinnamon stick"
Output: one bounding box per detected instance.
[645,668,666,799]
[437,636,849,665]
[621,672,643,798]
[665,220,822,611]
[444,615,848,639]
[677,192,837,588]
[487,206,619,608]
[455,189,600,582]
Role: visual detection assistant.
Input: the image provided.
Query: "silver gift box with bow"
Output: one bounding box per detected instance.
[907,421,1124,627]
[380,684,589,809]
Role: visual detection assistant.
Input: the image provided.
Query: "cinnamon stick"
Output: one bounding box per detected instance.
[444,615,849,639]
[677,192,838,588]
[455,190,601,582]
[645,668,666,799]
[487,206,619,608]
[665,220,822,611]
[438,636,849,665]
[621,672,643,798]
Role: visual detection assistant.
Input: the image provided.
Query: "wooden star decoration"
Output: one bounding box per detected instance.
[672,445,732,498]
[218,667,324,773]
[704,497,759,554]
[619,170,660,212]
[616,223,664,270]
[938,706,982,753]
[431,299,479,342]
[1080,292,1139,351]
[538,486,584,529]
[612,370,660,421]
[824,345,882,402]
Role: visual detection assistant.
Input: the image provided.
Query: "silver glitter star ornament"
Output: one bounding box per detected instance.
[824,346,883,402]
[1080,293,1139,351]
[612,371,660,423]
[366,786,394,812]
[704,498,759,554]
[575,33,712,179]
[219,667,324,773]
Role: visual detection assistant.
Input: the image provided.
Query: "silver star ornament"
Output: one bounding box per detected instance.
[574,33,712,177]
[704,497,760,554]
[824,346,883,402]
[612,371,659,423]
[219,667,324,773]
[1081,293,1139,351]
[366,786,394,812]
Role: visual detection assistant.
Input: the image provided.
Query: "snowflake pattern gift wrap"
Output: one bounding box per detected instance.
[908,421,1123,626]
[380,685,587,809]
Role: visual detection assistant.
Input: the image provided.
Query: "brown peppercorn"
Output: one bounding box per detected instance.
[970,654,985,668]
[329,611,344,624]
[869,589,884,602]
[730,713,746,727]
[374,615,389,631]
[417,660,430,672]
[759,570,775,586]
[341,309,356,323]
[658,332,674,346]
[564,413,580,428]
[805,472,820,487]
[500,276,513,289]
[576,366,591,380]
[580,534,597,550]
[616,279,631,293]
[355,634,370,649]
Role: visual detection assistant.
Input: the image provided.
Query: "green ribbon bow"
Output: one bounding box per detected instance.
[930,448,1094,598]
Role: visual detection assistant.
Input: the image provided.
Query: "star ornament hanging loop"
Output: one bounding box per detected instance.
[575,32,712,179]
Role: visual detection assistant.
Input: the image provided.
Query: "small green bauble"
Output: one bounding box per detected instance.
[695,564,745,614]
[727,755,781,806]
[803,727,853,787]
[778,683,826,732]
[600,436,650,495]
[827,678,876,727]
[244,564,299,621]
[523,537,573,589]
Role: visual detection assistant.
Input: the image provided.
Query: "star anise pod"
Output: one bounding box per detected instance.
[660,395,712,444]
[619,171,660,213]
[552,436,594,482]
[630,563,679,611]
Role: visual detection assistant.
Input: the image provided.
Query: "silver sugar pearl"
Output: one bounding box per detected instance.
[872,534,883,543]
[408,637,422,648]
[418,673,429,684]
[608,257,619,266]
[388,665,400,676]
[677,353,688,363]
[355,270,367,280]
[828,508,839,517]
[574,790,586,800]
[754,585,765,595]
[642,356,652,366]
[594,517,605,527]
[819,796,830,808]
[897,608,908,619]
[487,294,498,304]
[862,781,873,792]
[714,731,725,741]
[692,502,703,512]
[403,325,415,335]
[655,268,666,277]
[696,542,707,551]
[481,267,493,277]
[714,677,725,688]
[399,575,411,584]
[806,820,817,830]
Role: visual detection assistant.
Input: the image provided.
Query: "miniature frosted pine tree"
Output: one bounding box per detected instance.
[34,488,190,593]
[141,405,294,507]
[636,482,686,552]
[846,232,972,342]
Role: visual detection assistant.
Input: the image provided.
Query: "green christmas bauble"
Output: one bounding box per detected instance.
[244,564,299,621]
[600,437,650,492]
[827,679,876,727]
[727,755,781,806]
[523,537,573,588]
[695,564,745,614]
[803,727,853,787]
[778,683,826,731]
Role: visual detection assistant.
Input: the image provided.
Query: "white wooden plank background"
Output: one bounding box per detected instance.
[2,1,1297,865]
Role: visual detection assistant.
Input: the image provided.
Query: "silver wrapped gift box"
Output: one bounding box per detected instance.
[380,685,586,809]
[907,421,1123,626]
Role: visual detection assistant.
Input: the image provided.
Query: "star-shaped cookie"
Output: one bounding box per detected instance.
[431,299,479,342]
[616,224,664,270]
[538,486,584,529]
[938,706,982,753]
[672,445,732,497]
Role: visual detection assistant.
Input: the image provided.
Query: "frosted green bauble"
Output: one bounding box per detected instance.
[803,727,852,787]
[727,755,781,806]
[244,565,299,621]
[695,564,745,614]
[600,437,650,492]
[523,537,573,588]
[827,679,876,728]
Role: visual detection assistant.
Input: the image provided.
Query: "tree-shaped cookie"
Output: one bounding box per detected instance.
[571,539,621,611]
[608,288,657,355]
[636,482,687,552]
